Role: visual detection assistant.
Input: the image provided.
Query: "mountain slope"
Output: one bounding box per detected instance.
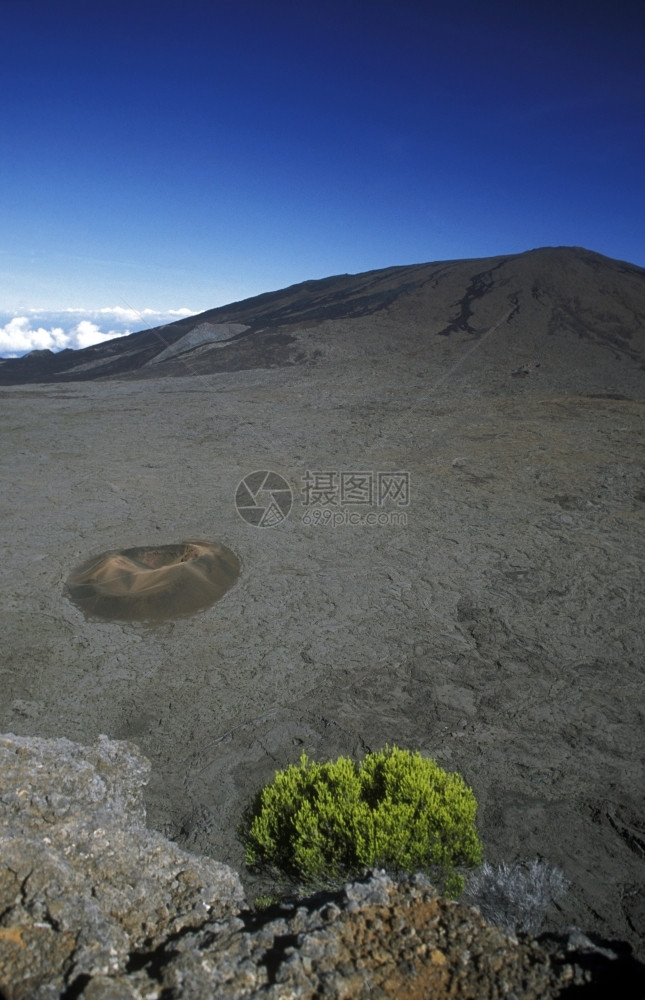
[1,246,644,385]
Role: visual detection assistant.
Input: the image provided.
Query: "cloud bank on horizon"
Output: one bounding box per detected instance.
[0,308,194,358]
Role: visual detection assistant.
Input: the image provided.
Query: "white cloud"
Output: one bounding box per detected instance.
[0,315,129,357]
[0,317,68,356]
[30,306,195,323]
[73,320,126,350]
[0,307,196,358]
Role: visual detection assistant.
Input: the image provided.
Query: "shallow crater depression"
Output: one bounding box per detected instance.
[65,539,241,622]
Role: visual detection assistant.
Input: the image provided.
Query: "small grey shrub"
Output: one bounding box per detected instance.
[464,858,569,936]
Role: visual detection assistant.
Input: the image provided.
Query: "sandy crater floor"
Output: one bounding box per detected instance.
[1,346,644,952]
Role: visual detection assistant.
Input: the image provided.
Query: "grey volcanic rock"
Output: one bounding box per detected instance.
[0,733,245,999]
[153,873,570,1000]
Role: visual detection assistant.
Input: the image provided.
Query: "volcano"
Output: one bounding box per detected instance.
[2,246,644,386]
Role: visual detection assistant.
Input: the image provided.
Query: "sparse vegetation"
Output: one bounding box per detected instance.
[464,858,569,935]
[240,745,482,896]
[253,893,280,910]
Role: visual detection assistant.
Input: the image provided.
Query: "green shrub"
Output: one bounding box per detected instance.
[240,745,482,896]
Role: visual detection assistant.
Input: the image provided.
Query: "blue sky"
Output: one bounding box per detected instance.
[2,0,644,355]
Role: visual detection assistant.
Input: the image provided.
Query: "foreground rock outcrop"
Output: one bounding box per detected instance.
[0,734,244,998]
[1,734,643,999]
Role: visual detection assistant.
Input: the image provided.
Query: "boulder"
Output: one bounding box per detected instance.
[0,734,244,999]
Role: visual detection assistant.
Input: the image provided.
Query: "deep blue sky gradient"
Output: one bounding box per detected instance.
[2,0,644,325]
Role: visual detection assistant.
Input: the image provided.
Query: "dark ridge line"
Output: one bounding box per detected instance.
[436,260,507,337]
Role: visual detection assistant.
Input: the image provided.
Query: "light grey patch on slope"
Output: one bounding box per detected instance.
[148,323,250,364]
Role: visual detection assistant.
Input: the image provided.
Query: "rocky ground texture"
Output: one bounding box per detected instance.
[1,248,644,973]
[1,734,644,999]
